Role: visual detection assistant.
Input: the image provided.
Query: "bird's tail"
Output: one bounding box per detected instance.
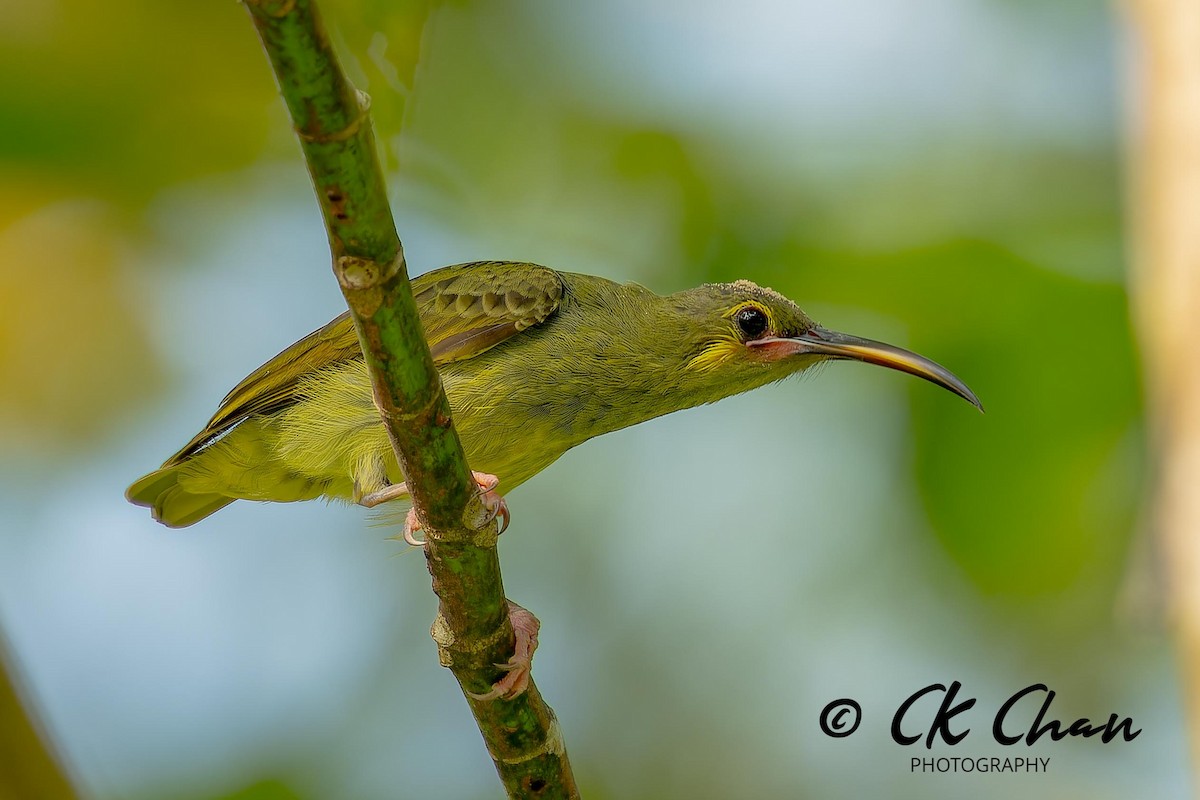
[126,465,234,528]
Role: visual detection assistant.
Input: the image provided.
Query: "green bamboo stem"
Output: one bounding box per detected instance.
[242,1,578,796]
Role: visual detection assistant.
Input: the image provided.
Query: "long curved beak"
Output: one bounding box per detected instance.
[756,326,983,411]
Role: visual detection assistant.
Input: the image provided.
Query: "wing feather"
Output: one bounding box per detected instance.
[165,261,564,464]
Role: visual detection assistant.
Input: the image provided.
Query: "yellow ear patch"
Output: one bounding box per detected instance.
[686,336,744,372]
[686,301,778,372]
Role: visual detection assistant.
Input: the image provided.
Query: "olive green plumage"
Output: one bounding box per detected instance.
[128,260,977,528]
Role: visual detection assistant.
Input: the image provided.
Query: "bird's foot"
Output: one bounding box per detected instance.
[473,472,510,534]
[401,507,425,547]
[468,601,541,702]
[399,471,509,547]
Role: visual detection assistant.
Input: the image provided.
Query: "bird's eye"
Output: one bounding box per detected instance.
[734,306,769,339]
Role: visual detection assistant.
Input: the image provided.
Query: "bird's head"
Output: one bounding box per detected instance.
[669,280,982,410]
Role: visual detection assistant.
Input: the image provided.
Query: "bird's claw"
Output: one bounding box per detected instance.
[401,471,509,546]
[480,491,510,535]
[471,472,509,534]
[466,602,540,702]
[402,507,425,547]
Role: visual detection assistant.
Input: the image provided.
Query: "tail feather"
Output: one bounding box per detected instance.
[126,466,234,528]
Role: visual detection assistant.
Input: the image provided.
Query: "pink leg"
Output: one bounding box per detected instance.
[468,601,541,702]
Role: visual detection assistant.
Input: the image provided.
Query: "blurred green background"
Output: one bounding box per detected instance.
[0,0,1185,798]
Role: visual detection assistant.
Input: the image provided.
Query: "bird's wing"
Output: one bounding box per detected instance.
[417,260,565,364]
[166,261,564,463]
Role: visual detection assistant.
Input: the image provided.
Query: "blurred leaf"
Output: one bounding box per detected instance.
[213,779,307,800]
[0,0,275,209]
[0,632,77,800]
[325,0,439,158]
[129,777,308,800]
[0,201,162,447]
[773,240,1141,614]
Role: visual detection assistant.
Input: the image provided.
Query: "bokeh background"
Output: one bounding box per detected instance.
[0,0,1187,798]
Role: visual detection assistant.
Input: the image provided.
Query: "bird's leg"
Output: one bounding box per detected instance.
[468,601,541,702]
[358,482,409,508]
[369,472,509,547]
[357,481,426,546]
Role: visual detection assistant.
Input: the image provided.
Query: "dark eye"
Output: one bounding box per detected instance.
[734,306,769,339]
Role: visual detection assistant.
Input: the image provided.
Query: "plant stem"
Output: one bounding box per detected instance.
[242,1,578,795]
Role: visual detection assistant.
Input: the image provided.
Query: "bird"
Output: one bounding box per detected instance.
[128,259,980,530]
[127,260,980,698]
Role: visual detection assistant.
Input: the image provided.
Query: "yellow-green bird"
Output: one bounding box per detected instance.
[127,260,980,530]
